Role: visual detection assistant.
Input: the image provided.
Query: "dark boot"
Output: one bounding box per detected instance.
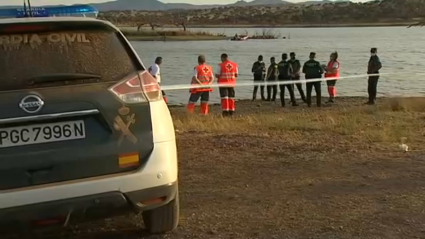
[289,89,297,106]
[260,86,266,101]
[252,87,258,101]
[317,98,322,107]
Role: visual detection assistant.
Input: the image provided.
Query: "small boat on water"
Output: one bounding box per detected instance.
[230,35,249,41]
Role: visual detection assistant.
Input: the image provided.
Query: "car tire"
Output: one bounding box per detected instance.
[142,191,179,234]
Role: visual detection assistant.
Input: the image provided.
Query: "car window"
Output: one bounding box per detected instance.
[0,28,138,91]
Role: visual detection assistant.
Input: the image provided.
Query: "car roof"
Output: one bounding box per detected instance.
[0,17,120,33]
[0,17,114,27]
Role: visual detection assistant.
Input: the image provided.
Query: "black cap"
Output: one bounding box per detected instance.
[282,53,288,58]
[309,52,316,57]
[371,48,377,53]
[290,52,295,56]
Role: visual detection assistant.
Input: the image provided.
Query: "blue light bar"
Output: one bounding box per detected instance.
[0,4,99,19]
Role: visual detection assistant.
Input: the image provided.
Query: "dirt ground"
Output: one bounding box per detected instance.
[10,97,425,239]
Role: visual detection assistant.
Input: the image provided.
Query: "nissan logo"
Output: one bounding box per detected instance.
[19,95,44,114]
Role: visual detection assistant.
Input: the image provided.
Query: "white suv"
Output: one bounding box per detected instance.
[0,17,178,234]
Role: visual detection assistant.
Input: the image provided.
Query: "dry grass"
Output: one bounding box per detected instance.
[172,97,425,148]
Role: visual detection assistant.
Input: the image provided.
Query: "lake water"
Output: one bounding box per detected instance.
[128,27,425,105]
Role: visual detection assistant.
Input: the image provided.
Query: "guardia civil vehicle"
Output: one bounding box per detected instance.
[0,3,179,235]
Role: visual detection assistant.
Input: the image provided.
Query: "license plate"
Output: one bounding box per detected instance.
[0,120,85,148]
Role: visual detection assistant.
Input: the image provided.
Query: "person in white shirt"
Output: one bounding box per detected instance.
[149,57,167,103]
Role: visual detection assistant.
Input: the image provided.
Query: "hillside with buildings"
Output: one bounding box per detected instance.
[0,0,334,11]
[99,0,425,27]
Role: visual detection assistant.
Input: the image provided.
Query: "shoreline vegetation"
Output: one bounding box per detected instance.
[168,96,425,109]
[118,21,416,30]
[120,29,229,41]
[120,28,283,41]
[180,22,416,28]
[118,21,415,41]
[120,28,296,41]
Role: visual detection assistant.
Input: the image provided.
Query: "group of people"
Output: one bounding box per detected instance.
[252,51,339,107]
[250,47,382,107]
[148,53,239,116]
[148,47,382,116]
[187,53,238,116]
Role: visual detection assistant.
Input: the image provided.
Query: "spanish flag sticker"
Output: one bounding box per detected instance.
[118,153,140,168]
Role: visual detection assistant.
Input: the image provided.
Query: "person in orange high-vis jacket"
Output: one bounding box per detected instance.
[187,55,214,115]
[215,53,238,117]
[324,52,340,104]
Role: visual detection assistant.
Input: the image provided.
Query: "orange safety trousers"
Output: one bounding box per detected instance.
[219,87,236,112]
[187,91,210,115]
[325,60,340,98]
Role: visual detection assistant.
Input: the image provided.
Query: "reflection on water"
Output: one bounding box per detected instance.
[127,27,425,104]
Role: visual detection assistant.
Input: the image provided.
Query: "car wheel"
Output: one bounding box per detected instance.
[142,191,179,234]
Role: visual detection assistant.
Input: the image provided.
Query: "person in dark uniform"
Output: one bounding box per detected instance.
[278,53,297,107]
[251,55,266,101]
[302,52,324,107]
[366,48,382,105]
[266,57,279,101]
[289,52,307,103]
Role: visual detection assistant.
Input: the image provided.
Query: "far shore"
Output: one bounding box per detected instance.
[125,35,229,42]
[117,21,416,29]
[119,21,415,41]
